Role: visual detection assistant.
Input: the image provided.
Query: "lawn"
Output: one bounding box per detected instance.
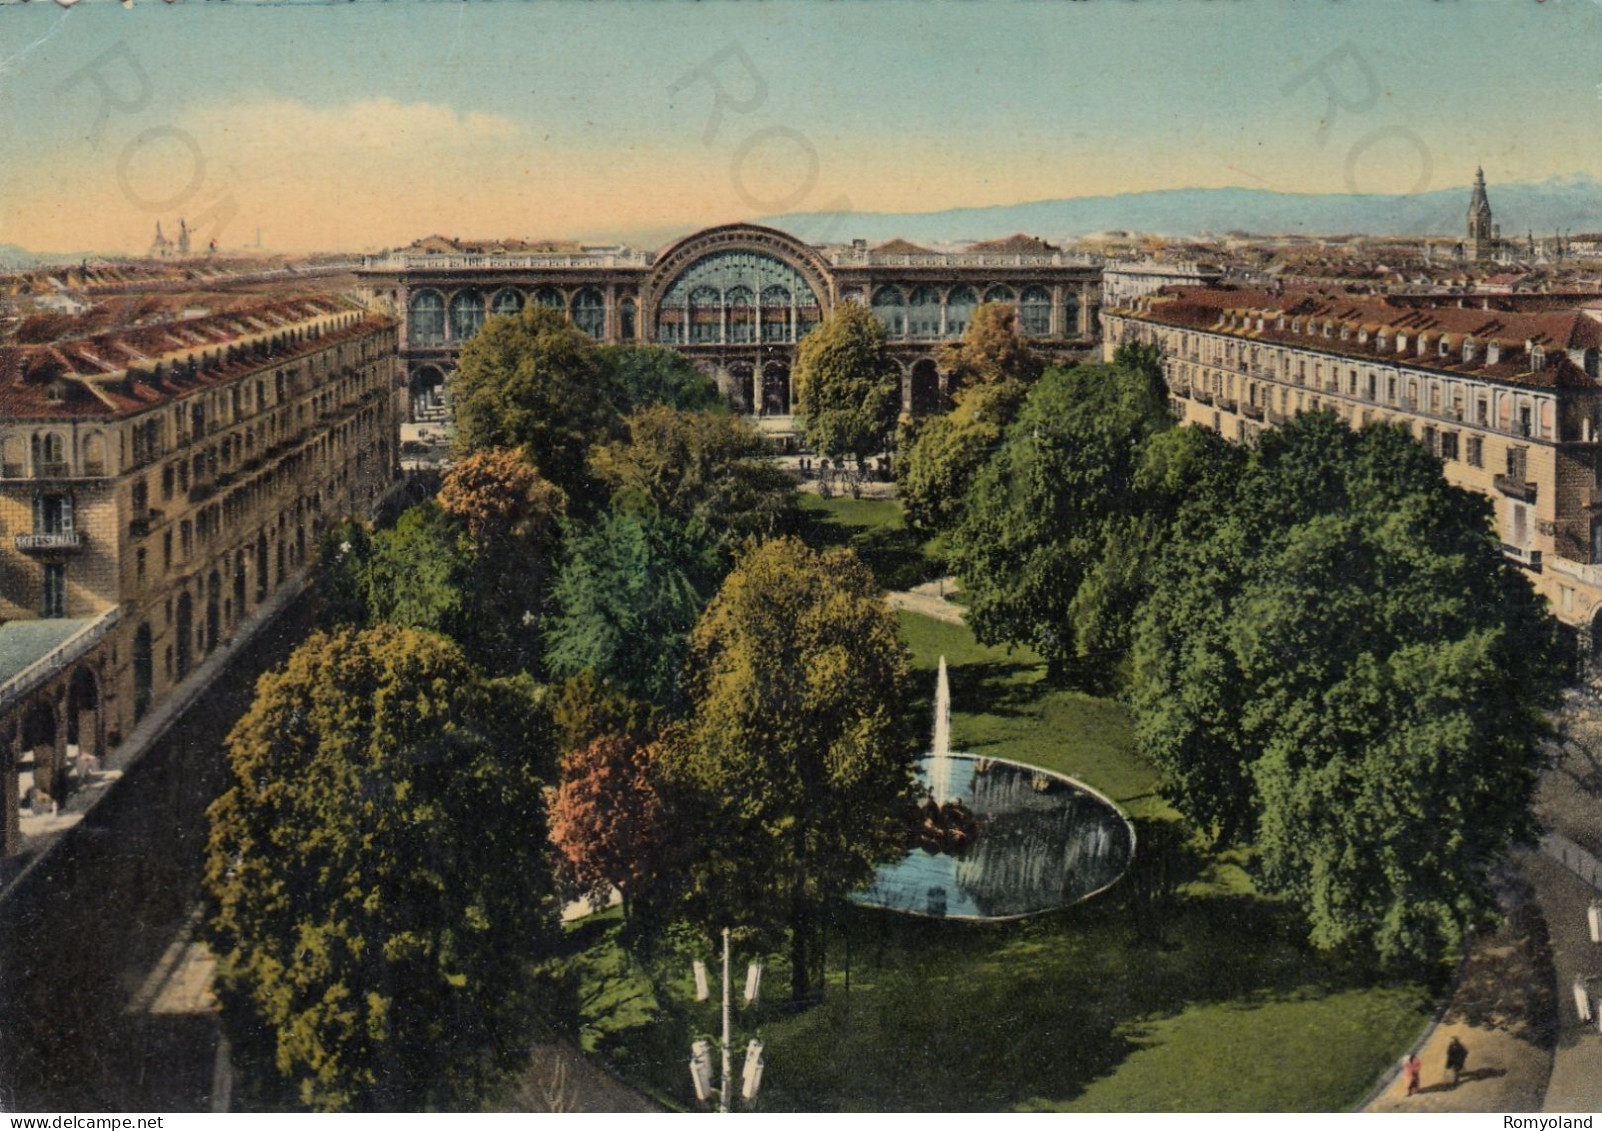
[567,499,1433,1112]
[795,493,944,591]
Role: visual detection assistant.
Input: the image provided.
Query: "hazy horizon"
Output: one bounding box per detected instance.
[3,0,1599,254]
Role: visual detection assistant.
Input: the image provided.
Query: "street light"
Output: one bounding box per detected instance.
[686,928,766,1111]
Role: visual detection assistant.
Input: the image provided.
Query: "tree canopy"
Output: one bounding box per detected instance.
[1132,411,1563,965]
[597,343,724,414]
[664,538,915,1000]
[897,304,1043,537]
[792,303,902,465]
[451,305,621,504]
[544,506,718,708]
[548,731,673,916]
[945,355,1173,678]
[589,406,796,559]
[203,625,560,1110]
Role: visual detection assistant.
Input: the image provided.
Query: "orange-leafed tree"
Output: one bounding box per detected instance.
[547,732,669,919]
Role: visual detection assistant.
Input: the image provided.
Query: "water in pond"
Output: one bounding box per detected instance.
[853,656,1135,920]
[853,753,1134,919]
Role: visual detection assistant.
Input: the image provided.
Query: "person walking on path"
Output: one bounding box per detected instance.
[1405,1053,1423,1097]
[1446,1037,1468,1086]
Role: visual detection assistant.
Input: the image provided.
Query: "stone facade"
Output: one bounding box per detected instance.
[0,297,401,854]
[356,222,1103,437]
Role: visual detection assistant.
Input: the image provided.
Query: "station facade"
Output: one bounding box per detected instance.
[356,223,1103,433]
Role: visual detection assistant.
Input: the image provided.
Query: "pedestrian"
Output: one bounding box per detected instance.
[1445,1037,1468,1085]
[1404,1053,1422,1097]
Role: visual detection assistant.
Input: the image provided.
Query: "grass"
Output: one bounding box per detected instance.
[795,494,944,591]
[568,498,1433,1112]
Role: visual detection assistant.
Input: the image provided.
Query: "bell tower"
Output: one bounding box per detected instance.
[1467,167,1494,261]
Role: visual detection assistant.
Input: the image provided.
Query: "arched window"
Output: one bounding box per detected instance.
[726,285,755,344]
[408,290,446,344]
[690,286,721,344]
[762,362,791,416]
[81,432,106,476]
[761,284,792,342]
[491,289,524,318]
[656,248,821,347]
[572,287,606,338]
[908,287,942,339]
[726,363,755,414]
[448,290,486,341]
[532,286,565,310]
[1025,286,1050,334]
[945,286,979,338]
[983,285,1016,305]
[871,286,906,337]
[1061,293,1080,337]
[33,432,66,475]
[619,298,637,340]
[910,358,942,416]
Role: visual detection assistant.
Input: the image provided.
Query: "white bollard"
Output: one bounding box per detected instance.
[1588,901,1602,945]
[1574,976,1593,1024]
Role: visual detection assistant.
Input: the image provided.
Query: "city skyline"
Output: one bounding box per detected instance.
[2,0,1601,253]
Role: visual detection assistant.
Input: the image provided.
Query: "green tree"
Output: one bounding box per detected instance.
[203,625,560,1111]
[1132,412,1563,965]
[897,304,1044,536]
[590,406,797,559]
[362,503,474,641]
[452,305,621,503]
[946,357,1173,679]
[545,507,718,708]
[664,538,915,1000]
[936,301,1042,393]
[792,302,901,466]
[597,343,723,413]
[437,447,567,673]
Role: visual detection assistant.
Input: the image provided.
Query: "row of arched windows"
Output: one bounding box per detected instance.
[869,284,1060,339]
[408,287,621,344]
[0,431,108,479]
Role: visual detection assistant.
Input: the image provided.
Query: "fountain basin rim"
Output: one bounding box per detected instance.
[877,751,1139,924]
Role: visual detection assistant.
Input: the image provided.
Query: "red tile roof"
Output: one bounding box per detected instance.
[1115,286,1602,390]
[0,297,391,421]
[873,238,936,255]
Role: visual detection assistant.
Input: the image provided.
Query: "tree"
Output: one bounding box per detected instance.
[362,502,474,642]
[896,379,1027,537]
[664,538,915,1000]
[897,304,1043,536]
[946,357,1173,679]
[1132,412,1564,965]
[544,507,718,708]
[203,625,560,1110]
[589,407,797,560]
[437,448,567,673]
[452,305,622,504]
[792,302,901,466]
[597,343,723,414]
[548,732,671,917]
[936,301,1042,394]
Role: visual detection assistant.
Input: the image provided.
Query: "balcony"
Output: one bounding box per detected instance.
[1501,544,1542,570]
[15,531,84,552]
[34,462,71,479]
[1217,397,1239,414]
[1242,402,1265,421]
[1192,388,1214,406]
[1,464,21,480]
[1492,474,1537,503]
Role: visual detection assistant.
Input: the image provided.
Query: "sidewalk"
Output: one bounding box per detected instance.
[1364,867,1553,1113]
[1525,851,1602,1113]
[886,578,966,625]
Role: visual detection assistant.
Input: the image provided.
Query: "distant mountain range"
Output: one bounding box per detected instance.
[763,174,1602,246]
[0,244,127,269]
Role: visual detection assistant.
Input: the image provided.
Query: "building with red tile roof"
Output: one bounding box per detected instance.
[1104,283,1602,645]
[0,295,401,855]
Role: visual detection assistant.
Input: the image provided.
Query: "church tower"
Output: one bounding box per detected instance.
[1467,167,1494,261]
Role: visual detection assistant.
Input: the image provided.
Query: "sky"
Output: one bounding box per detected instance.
[1,0,1601,254]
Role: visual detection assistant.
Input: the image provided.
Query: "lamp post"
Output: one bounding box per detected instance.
[688,928,765,1111]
